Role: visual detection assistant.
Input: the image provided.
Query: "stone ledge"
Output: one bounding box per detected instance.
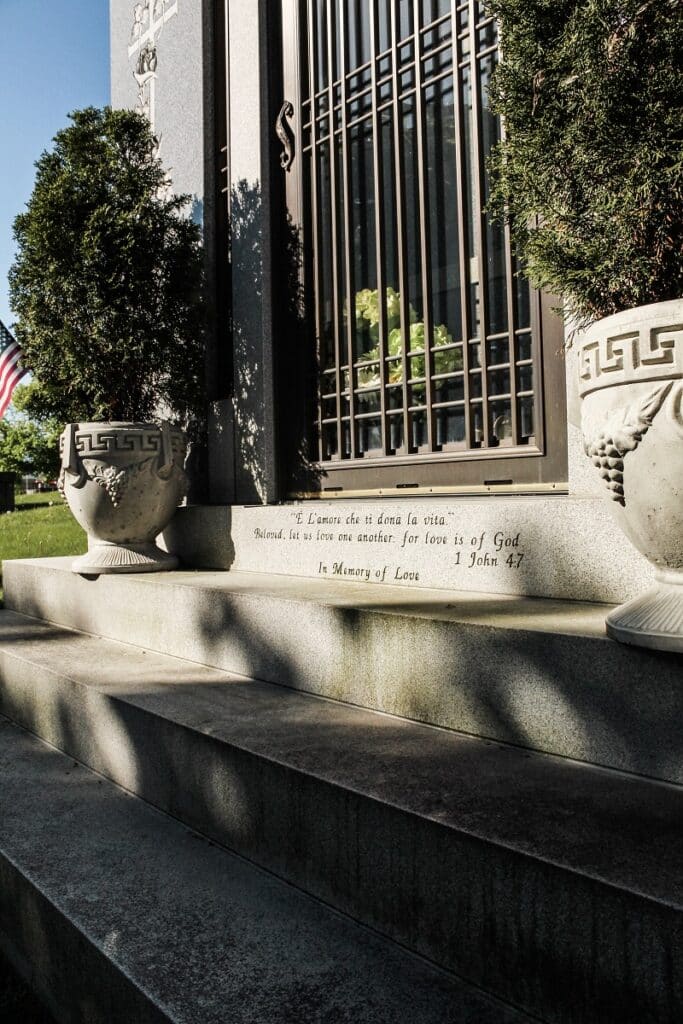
[0,715,521,1024]
[4,558,683,781]
[161,497,655,604]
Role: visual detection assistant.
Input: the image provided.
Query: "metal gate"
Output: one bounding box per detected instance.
[279,1,567,494]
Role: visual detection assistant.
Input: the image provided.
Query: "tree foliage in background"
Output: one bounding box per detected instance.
[487,0,683,327]
[0,384,62,479]
[9,107,205,427]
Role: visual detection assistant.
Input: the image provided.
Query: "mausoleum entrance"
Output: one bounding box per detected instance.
[279,0,566,496]
[105,0,653,605]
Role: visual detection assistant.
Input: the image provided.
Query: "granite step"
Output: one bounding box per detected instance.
[0,610,681,1024]
[4,557,683,783]
[0,714,530,1024]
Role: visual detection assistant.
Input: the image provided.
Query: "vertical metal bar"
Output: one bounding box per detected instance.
[339,0,358,458]
[391,0,412,452]
[468,0,490,447]
[412,0,435,450]
[502,186,519,446]
[450,0,473,449]
[305,0,325,461]
[529,278,545,450]
[325,0,345,457]
[222,0,230,215]
[493,14,519,447]
[212,0,231,401]
[369,3,390,454]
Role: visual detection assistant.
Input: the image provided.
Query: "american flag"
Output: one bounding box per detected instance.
[0,319,28,420]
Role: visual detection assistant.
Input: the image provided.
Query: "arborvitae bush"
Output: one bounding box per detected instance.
[9,107,205,426]
[487,0,683,327]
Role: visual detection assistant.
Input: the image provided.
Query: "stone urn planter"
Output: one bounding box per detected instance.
[579,298,683,651]
[59,421,188,574]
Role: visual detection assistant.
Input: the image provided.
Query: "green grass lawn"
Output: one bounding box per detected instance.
[0,494,86,602]
[14,491,64,507]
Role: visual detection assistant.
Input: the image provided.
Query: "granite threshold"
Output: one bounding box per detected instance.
[6,556,614,634]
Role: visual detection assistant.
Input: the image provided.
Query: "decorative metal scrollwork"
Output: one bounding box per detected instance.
[276,101,295,172]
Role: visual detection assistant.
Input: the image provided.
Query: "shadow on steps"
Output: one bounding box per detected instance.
[0,949,56,1024]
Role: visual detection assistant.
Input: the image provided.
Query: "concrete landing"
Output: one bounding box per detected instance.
[0,714,528,1024]
[4,558,683,782]
[0,611,681,1023]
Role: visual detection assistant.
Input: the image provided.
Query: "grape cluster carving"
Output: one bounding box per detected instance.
[90,463,130,507]
[584,434,627,503]
[582,383,671,506]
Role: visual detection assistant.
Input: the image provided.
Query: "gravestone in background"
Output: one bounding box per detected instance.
[0,474,15,513]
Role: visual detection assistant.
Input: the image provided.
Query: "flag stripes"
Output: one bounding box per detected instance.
[0,320,28,419]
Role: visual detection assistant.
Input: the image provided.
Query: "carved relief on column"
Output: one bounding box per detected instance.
[128,1,179,154]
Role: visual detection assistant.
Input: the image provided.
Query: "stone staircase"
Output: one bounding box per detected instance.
[0,557,681,1023]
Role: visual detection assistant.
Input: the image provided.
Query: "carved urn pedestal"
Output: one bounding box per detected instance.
[579,298,683,651]
[59,422,188,574]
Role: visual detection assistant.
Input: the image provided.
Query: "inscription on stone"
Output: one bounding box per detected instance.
[250,508,525,588]
[223,497,654,603]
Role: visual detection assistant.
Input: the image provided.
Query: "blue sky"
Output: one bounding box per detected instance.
[0,1,110,328]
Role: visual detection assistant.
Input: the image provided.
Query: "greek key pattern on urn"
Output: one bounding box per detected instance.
[579,323,683,397]
[72,428,185,458]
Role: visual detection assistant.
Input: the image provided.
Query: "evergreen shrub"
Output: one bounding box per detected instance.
[9,107,204,426]
[487,0,683,327]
